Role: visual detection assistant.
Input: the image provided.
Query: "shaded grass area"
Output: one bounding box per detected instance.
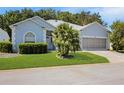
[0,51,109,70]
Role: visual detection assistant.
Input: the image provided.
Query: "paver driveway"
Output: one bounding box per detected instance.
[87,51,124,63]
[0,62,124,85]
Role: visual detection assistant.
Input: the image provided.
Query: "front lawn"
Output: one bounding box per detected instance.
[0,51,109,70]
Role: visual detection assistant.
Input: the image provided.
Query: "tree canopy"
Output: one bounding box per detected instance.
[0,8,106,39]
[110,20,124,51]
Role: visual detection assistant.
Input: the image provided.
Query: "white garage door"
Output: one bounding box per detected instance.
[82,38,106,50]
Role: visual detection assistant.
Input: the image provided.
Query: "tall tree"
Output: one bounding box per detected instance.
[35,9,56,20]
[21,8,34,20]
[75,11,106,26]
[0,15,4,29]
[110,20,124,51]
[57,11,77,23]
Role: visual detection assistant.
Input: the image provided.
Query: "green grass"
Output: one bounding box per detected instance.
[0,51,109,70]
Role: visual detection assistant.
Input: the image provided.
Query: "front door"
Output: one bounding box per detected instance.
[46,36,54,50]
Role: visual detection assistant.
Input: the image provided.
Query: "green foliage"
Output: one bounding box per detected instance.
[35,9,56,20]
[75,11,106,26]
[118,50,124,53]
[0,42,12,53]
[0,8,106,39]
[110,20,124,51]
[19,43,47,54]
[52,23,80,57]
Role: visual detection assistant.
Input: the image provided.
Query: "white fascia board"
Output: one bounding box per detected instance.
[82,36,108,39]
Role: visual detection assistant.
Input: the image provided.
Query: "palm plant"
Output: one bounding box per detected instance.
[52,23,80,58]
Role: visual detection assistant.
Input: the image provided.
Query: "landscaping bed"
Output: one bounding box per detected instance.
[0,52,19,58]
[0,51,109,70]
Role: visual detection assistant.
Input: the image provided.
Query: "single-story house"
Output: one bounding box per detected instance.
[9,16,110,52]
[0,28,10,41]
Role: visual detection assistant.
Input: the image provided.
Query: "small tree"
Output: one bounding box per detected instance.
[52,23,80,58]
[110,21,124,51]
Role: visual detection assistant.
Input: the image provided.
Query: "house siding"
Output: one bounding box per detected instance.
[0,28,10,41]
[80,23,110,50]
[12,20,45,52]
[33,17,55,31]
[80,23,108,38]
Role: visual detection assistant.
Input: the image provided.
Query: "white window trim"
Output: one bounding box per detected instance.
[23,31,36,43]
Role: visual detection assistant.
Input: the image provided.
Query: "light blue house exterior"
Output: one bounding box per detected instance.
[10,16,110,52]
[10,16,55,52]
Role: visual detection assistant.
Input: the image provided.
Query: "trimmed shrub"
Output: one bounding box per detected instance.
[0,42,12,53]
[19,43,48,54]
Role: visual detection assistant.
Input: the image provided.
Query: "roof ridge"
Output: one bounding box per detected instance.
[47,19,83,28]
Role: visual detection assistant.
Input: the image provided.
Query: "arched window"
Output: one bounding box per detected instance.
[25,32,35,43]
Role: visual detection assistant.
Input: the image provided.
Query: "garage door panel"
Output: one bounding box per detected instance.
[82,38,106,50]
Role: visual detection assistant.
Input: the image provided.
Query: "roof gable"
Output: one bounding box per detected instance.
[0,28,10,39]
[9,16,55,30]
[81,22,110,32]
[0,28,8,34]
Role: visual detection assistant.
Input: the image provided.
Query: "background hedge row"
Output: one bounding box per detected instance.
[0,42,12,53]
[19,43,48,54]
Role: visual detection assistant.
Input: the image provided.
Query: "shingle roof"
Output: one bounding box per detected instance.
[46,20,111,32]
[9,16,55,30]
[9,16,110,32]
[46,20,83,31]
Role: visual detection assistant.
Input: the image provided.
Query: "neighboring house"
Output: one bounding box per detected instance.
[0,28,10,41]
[10,16,110,52]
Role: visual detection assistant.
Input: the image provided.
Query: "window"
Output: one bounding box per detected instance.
[25,32,35,43]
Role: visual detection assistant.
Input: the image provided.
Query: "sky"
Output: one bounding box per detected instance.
[0,7,124,26]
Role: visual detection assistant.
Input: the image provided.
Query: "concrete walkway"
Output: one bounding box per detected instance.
[0,62,124,85]
[88,51,124,63]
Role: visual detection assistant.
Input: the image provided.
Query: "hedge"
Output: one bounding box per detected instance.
[19,43,48,54]
[0,42,12,53]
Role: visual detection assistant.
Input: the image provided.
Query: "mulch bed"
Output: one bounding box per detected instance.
[0,52,19,58]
